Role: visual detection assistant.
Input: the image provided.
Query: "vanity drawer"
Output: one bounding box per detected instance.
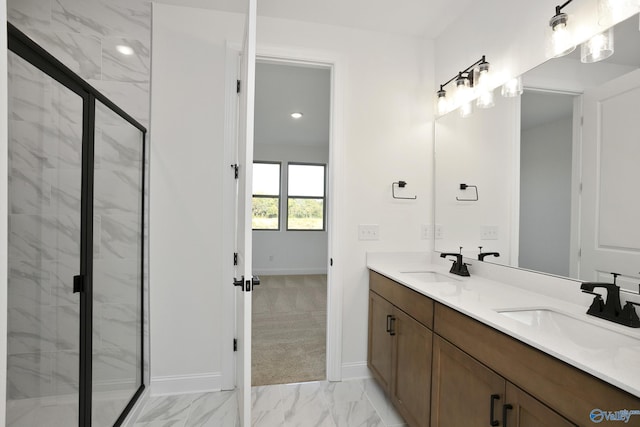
[370,271,433,329]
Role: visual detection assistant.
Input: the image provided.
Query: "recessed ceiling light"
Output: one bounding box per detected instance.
[290,112,303,119]
[116,45,135,56]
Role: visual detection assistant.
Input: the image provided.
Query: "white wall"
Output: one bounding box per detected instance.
[434,94,519,263]
[520,117,573,276]
[253,144,329,275]
[1,0,9,419]
[150,3,433,389]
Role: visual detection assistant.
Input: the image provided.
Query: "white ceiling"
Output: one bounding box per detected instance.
[254,62,330,147]
[152,0,474,39]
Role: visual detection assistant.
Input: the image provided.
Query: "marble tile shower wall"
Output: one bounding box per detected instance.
[7,0,151,401]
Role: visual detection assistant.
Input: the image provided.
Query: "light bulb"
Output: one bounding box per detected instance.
[581,28,614,63]
[476,89,495,109]
[436,89,449,116]
[501,77,523,98]
[460,101,473,118]
[454,74,471,106]
[547,12,576,58]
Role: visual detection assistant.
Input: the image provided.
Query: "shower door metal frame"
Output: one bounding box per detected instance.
[7,23,147,427]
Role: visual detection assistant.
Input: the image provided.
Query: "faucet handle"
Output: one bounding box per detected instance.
[582,290,604,315]
[620,301,640,328]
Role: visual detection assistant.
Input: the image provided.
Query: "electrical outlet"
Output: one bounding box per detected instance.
[421,224,432,240]
[435,224,443,240]
[358,224,380,241]
[480,225,499,240]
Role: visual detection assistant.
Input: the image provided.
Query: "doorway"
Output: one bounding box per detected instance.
[251,60,331,386]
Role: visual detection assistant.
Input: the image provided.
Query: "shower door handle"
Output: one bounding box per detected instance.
[73,275,85,293]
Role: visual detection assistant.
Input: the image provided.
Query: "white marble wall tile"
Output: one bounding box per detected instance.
[49,256,81,306]
[8,0,52,31]
[93,258,140,303]
[52,0,151,41]
[99,303,139,350]
[94,170,142,215]
[8,260,52,308]
[97,122,144,171]
[97,213,141,260]
[53,349,79,395]
[7,353,54,399]
[51,169,82,214]
[8,305,57,354]
[9,168,53,215]
[102,37,150,83]
[92,347,139,386]
[184,391,239,427]
[8,120,58,170]
[89,80,150,127]
[28,28,101,80]
[55,304,80,350]
[50,81,84,125]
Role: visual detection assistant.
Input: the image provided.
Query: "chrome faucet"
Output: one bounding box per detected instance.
[580,273,640,328]
[441,247,470,277]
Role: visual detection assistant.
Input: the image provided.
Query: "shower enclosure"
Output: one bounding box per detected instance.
[6,24,146,426]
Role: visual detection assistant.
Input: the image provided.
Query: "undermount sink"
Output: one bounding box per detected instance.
[497,308,640,350]
[400,271,459,283]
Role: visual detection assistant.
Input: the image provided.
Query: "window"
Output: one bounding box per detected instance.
[252,162,281,230]
[287,163,326,231]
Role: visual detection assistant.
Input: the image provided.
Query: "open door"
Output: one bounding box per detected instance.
[233,0,257,425]
[580,69,640,290]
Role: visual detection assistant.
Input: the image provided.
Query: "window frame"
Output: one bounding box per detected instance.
[252,161,282,231]
[286,162,327,232]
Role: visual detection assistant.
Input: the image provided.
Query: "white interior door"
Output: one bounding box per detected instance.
[234,0,257,424]
[580,69,640,291]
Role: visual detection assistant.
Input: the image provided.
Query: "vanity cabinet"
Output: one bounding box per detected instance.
[431,336,576,427]
[368,271,640,427]
[368,272,433,427]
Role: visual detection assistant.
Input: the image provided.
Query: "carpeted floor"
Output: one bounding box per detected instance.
[251,275,327,386]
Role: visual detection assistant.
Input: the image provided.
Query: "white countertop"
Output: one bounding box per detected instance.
[367,252,640,398]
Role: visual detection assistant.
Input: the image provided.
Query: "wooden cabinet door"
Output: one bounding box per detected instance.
[431,335,505,427]
[504,383,577,427]
[391,307,432,427]
[368,291,394,393]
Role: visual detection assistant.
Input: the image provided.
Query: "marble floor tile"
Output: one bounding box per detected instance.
[130,380,406,427]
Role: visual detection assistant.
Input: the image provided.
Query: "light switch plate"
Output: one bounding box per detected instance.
[481,225,499,240]
[358,224,380,240]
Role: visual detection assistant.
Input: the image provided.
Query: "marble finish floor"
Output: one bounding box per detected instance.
[252,275,327,386]
[134,379,408,427]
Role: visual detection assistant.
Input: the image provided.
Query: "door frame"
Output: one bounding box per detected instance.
[221,44,345,386]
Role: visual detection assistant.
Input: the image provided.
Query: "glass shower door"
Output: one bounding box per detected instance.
[91,101,144,426]
[6,50,83,426]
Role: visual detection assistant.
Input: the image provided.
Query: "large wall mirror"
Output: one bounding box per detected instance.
[435,13,640,292]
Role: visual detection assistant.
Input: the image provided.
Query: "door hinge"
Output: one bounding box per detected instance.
[233,338,238,352]
[578,248,582,257]
[237,79,241,94]
[330,258,333,266]
[233,252,238,266]
[231,164,239,179]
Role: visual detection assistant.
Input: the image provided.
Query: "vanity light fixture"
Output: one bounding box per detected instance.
[436,55,491,117]
[581,27,614,63]
[290,112,303,119]
[547,0,577,58]
[597,0,640,26]
[475,59,495,109]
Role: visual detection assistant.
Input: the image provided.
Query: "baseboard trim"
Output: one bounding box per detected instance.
[253,268,328,276]
[150,373,222,396]
[341,362,371,381]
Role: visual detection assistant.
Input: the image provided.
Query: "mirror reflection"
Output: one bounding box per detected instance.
[435,13,640,291]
